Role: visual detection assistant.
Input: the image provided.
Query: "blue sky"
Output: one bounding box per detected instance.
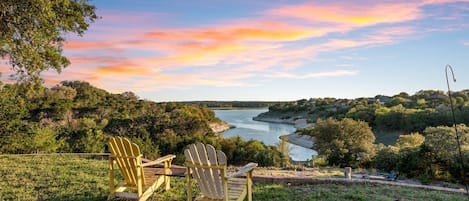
[2,0,469,101]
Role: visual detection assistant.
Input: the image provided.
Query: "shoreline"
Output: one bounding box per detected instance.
[253,116,313,129]
[254,115,315,150]
[281,132,314,149]
[252,116,296,125]
[209,121,235,133]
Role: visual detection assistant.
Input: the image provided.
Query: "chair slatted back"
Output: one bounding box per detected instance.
[185,143,227,199]
[109,137,144,187]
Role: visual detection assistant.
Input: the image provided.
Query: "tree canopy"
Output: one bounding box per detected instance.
[0,81,284,166]
[303,118,375,167]
[0,0,97,81]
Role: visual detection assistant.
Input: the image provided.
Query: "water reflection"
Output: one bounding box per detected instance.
[213,109,316,161]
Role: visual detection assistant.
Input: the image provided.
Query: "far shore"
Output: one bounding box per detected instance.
[209,107,268,110]
[252,116,296,125]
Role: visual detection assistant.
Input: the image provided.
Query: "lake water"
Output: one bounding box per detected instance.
[213,108,316,161]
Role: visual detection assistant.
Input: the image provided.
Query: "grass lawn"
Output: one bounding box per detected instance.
[1,154,466,201]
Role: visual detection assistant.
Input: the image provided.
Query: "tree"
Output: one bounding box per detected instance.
[32,127,64,153]
[419,125,469,181]
[276,136,292,167]
[396,133,425,149]
[0,0,97,81]
[305,118,375,167]
[0,84,31,153]
[423,125,469,163]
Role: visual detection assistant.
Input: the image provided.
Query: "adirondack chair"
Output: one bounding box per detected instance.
[184,143,258,201]
[108,137,176,201]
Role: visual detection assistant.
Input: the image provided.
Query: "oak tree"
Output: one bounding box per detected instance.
[0,0,97,82]
[306,118,375,167]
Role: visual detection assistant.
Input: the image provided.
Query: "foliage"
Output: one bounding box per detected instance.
[262,89,469,133]
[373,144,399,172]
[0,81,283,166]
[276,136,292,167]
[420,125,469,182]
[219,136,281,167]
[396,132,425,149]
[32,127,64,153]
[387,126,469,184]
[0,84,34,153]
[310,155,328,167]
[303,118,375,168]
[0,0,97,82]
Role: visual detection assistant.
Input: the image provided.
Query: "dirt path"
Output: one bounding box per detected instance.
[252,174,468,194]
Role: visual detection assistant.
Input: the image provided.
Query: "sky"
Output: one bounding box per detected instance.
[2,0,469,102]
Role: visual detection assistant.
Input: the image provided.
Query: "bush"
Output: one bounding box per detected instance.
[373,145,399,172]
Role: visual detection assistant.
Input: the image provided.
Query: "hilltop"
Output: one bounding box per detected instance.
[253,90,469,144]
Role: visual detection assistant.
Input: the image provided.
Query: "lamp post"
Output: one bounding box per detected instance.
[445,65,468,197]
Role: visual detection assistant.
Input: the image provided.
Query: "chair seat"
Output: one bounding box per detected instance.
[143,166,187,187]
[142,168,165,188]
[195,178,247,201]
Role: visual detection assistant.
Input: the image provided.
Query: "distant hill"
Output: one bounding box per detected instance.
[182,101,287,108]
[256,90,469,134]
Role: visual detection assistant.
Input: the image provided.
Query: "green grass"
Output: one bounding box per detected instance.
[1,154,467,201]
[0,154,109,201]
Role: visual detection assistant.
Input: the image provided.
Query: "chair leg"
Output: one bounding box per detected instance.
[247,171,253,201]
[186,167,192,201]
[109,158,115,200]
[164,161,171,190]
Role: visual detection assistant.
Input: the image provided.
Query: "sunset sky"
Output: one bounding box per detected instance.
[2,0,469,101]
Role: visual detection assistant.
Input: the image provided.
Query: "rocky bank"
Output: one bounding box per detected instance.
[209,121,234,133]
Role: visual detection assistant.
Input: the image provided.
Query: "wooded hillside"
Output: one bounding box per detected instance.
[264,90,469,133]
[0,81,283,166]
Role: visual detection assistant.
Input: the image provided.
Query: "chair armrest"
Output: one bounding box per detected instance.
[226,162,257,178]
[142,154,176,167]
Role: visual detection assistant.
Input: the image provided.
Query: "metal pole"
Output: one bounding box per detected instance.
[445,65,469,197]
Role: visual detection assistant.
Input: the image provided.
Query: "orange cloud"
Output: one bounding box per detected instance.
[93,65,154,75]
[43,78,62,86]
[267,2,422,26]
[144,21,325,43]
[190,27,320,42]
[64,41,113,49]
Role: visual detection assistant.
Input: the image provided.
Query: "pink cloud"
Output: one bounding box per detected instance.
[267,2,423,26]
[38,0,463,93]
[422,0,469,4]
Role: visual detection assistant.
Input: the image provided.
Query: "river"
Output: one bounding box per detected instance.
[213,108,316,161]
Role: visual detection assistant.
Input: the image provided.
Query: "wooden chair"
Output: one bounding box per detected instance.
[184,143,257,201]
[108,137,176,201]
